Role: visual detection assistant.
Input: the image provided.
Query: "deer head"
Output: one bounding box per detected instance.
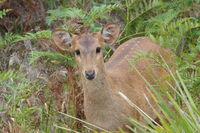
[52,23,120,80]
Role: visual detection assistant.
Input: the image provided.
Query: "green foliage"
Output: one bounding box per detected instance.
[145,9,181,34]
[0,9,10,19]
[29,51,75,67]
[121,0,161,36]
[84,4,121,26]
[0,33,19,46]
[0,30,51,47]
[16,30,51,41]
[129,0,161,22]
[0,70,68,132]
[46,7,85,25]
[0,71,40,130]
[46,4,121,29]
[0,70,16,82]
[146,17,200,48]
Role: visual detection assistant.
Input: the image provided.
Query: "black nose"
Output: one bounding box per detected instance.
[85,70,95,80]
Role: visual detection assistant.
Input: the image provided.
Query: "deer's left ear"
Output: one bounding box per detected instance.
[101,22,120,45]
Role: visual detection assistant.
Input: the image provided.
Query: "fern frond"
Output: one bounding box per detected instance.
[0,9,11,19]
[121,0,161,36]
[0,71,16,81]
[0,30,51,47]
[45,4,120,31]
[15,30,51,42]
[167,18,200,34]
[150,9,180,25]
[0,33,20,46]
[29,51,75,66]
[46,7,85,25]
[130,0,161,23]
[84,4,121,26]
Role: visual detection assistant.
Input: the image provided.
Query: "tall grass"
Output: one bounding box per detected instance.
[119,54,200,133]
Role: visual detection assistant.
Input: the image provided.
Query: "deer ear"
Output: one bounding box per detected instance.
[101,22,120,45]
[52,29,73,51]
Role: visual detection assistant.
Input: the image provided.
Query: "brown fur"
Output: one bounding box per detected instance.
[52,23,175,132]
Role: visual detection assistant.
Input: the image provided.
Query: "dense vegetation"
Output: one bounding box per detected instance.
[0,0,199,132]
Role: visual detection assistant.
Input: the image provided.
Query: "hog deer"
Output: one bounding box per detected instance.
[51,23,174,131]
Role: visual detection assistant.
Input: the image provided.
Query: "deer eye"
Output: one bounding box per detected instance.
[96,47,101,53]
[75,50,80,56]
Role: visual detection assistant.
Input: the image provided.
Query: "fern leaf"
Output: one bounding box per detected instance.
[167,18,200,34]
[122,0,161,36]
[29,51,75,67]
[0,9,11,19]
[84,4,121,26]
[15,30,51,42]
[46,7,85,25]
[0,30,51,47]
[131,0,161,23]
[0,71,16,81]
[0,33,20,46]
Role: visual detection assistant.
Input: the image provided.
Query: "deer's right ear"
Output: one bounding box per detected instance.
[52,29,73,51]
[101,22,120,45]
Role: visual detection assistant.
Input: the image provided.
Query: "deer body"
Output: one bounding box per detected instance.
[52,23,174,131]
[83,37,172,131]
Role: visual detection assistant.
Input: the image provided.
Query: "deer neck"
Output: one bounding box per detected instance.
[81,65,115,106]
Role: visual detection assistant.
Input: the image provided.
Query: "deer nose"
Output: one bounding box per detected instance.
[85,70,95,80]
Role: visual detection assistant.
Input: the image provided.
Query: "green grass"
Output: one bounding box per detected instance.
[124,54,200,133]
